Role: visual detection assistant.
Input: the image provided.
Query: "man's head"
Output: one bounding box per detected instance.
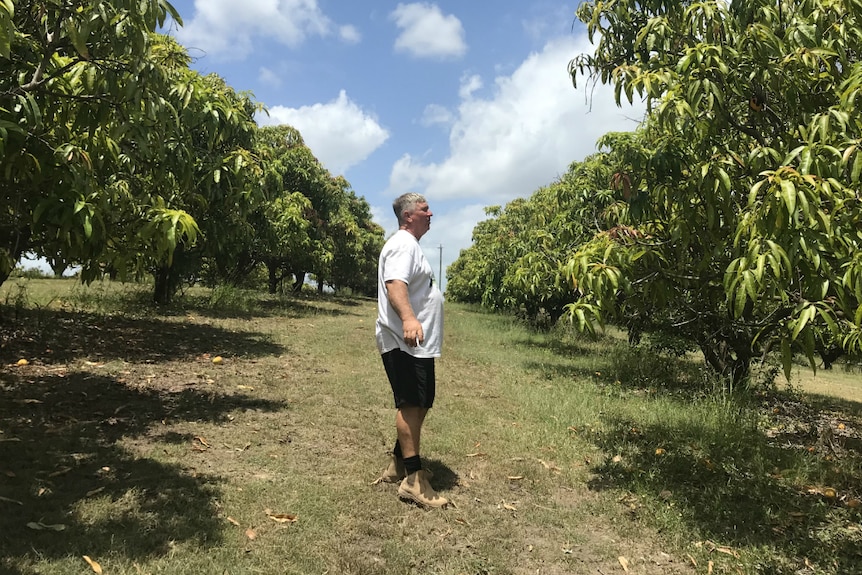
[393,193,432,240]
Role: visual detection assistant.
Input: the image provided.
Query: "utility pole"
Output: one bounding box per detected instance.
[438,244,443,292]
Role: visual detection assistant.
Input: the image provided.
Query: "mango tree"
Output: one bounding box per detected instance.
[324,181,383,296]
[143,47,260,304]
[566,0,862,381]
[447,152,623,326]
[0,0,195,286]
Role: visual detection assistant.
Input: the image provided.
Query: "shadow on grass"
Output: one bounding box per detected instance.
[0,307,284,365]
[514,329,862,571]
[0,369,286,573]
[521,337,709,395]
[585,409,862,572]
[163,291,366,321]
[423,458,460,491]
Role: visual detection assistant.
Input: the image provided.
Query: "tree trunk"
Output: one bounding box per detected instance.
[268,264,278,294]
[700,338,752,388]
[0,228,31,288]
[292,270,305,293]
[817,342,843,370]
[48,256,68,278]
[153,264,173,305]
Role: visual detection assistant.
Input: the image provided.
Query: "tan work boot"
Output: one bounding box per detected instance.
[377,454,406,483]
[398,469,448,508]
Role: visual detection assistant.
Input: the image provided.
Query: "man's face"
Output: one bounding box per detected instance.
[405,202,432,239]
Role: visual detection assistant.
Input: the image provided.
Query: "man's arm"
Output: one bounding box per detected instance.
[385,279,423,347]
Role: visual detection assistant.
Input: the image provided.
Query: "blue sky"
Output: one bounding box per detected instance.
[163,0,649,287]
[27,1,645,283]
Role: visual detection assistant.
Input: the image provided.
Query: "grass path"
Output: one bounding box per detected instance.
[1,284,693,575]
[2,280,860,574]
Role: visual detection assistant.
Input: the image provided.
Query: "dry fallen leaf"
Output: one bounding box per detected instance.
[266,512,298,523]
[83,555,103,574]
[194,436,211,448]
[708,560,714,574]
[687,553,697,567]
[618,556,630,572]
[507,476,524,481]
[237,385,255,391]
[655,448,666,455]
[226,516,241,526]
[465,452,486,458]
[715,546,739,558]
[245,528,257,540]
[27,522,66,531]
[48,466,72,477]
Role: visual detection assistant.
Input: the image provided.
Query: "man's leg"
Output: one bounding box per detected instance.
[396,405,447,508]
[377,407,428,484]
[395,405,427,459]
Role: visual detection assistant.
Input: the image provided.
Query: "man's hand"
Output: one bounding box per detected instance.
[402,318,424,347]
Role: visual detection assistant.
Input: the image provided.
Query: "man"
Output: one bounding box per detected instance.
[375,193,447,508]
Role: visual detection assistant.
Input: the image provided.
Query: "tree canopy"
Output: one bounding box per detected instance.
[1,0,382,301]
[448,0,862,382]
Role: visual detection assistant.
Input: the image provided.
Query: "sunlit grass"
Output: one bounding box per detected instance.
[1,280,860,574]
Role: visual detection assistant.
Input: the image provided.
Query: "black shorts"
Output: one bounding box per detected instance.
[381,349,436,409]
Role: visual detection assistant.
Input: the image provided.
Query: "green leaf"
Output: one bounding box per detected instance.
[818,305,838,334]
[853,149,862,184]
[779,179,796,217]
[0,0,13,59]
[781,338,792,381]
[64,18,90,60]
[791,305,815,341]
[717,167,730,193]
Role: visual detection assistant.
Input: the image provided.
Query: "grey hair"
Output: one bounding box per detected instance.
[393,193,426,225]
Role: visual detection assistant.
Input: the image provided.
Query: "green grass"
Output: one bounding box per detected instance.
[1,279,861,574]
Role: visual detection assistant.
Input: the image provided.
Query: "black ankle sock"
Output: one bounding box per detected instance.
[403,455,422,475]
[393,440,403,459]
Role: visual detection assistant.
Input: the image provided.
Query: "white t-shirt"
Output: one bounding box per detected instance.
[376,230,444,358]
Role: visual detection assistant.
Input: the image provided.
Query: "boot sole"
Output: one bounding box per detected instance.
[397,488,448,509]
[376,474,406,484]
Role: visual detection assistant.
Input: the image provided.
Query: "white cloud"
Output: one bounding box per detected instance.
[259,90,390,176]
[388,35,645,204]
[174,0,350,60]
[421,104,454,127]
[458,74,483,100]
[258,66,281,87]
[390,3,467,59]
[340,24,362,44]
